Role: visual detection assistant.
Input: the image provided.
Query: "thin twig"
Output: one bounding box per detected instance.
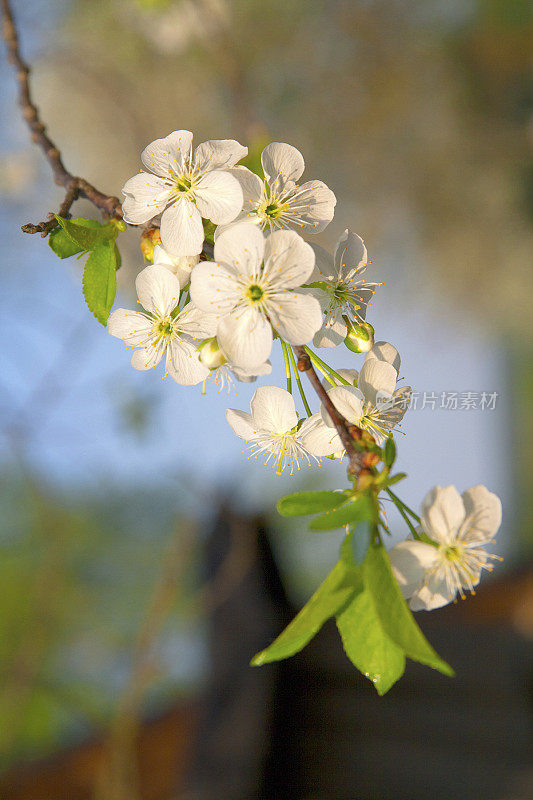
[293,345,365,477]
[1,0,122,236]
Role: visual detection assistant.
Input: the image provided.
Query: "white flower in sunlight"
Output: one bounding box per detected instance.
[107,264,218,385]
[389,485,502,611]
[226,386,323,475]
[122,130,246,256]
[308,229,381,348]
[303,342,411,456]
[152,244,200,289]
[217,142,336,236]
[190,223,323,369]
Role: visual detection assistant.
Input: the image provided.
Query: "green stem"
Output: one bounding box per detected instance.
[303,346,351,386]
[387,488,421,523]
[385,489,422,540]
[280,339,292,394]
[288,345,312,416]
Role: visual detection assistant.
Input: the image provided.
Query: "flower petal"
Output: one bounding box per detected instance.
[299,414,342,456]
[213,222,265,278]
[309,243,335,281]
[107,309,152,346]
[175,302,219,339]
[230,165,264,208]
[160,197,204,257]
[420,485,466,544]
[460,485,502,543]
[389,540,440,600]
[409,575,454,611]
[250,386,297,434]
[284,179,336,234]
[261,142,305,185]
[141,130,193,178]
[194,170,244,224]
[217,306,273,369]
[321,385,364,427]
[189,260,240,314]
[122,173,173,225]
[193,139,248,172]
[226,408,256,440]
[131,341,165,370]
[152,245,199,288]
[358,358,398,407]
[334,229,367,279]
[263,229,315,289]
[166,337,209,385]
[135,264,180,317]
[313,309,347,348]
[366,341,401,373]
[266,290,322,345]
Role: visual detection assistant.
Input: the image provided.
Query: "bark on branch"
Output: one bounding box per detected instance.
[293,345,366,477]
[1,0,123,236]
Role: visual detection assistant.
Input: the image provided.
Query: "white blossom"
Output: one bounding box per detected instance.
[304,342,411,456]
[217,142,336,237]
[389,485,502,610]
[152,244,199,288]
[122,130,246,257]
[107,264,218,385]
[226,386,324,474]
[307,229,380,348]
[190,223,323,369]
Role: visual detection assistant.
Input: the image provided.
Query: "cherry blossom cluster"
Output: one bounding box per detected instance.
[107,130,502,611]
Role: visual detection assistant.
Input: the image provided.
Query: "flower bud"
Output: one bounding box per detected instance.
[343,319,374,354]
[140,227,161,261]
[197,338,227,370]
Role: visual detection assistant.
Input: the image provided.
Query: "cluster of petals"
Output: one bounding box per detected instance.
[190,223,323,370]
[107,264,218,385]
[389,485,502,610]
[122,130,247,257]
[226,386,324,474]
[303,341,411,456]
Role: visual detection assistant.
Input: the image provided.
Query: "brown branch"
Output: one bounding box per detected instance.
[1,0,122,236]
[293,345,366,478]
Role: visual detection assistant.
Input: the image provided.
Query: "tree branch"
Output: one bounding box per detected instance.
[293,345,366,478]
[1,0,123,236]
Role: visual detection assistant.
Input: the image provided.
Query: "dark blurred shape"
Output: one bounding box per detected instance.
[1,514,531,800]
[183,514,533,800]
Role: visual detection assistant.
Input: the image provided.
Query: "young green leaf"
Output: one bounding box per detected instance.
[309,493,373,531]
[82,241,117,325]
[251,559,362,666]
[55,216,116,251]
[277,490,349,517]
[336,586,406,695]
[49,226,85,259]
[364,544,454,676]
[384,436,396,467]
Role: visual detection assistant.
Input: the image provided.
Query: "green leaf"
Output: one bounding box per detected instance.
[114,243,122,270]
[337,586,406,695]
[384,472,407,487]
[349,520,372,565]
[251,559,362,666]
[55,216,116,251]
[277,490,349,517]
[364,544,454,676]
[384,436,396,467]
[309,493,373,530]
[82,241,117,325]
[49,226,84,259]
[304,280,330,291]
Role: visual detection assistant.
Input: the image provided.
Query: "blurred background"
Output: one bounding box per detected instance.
[0,0,532,798]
